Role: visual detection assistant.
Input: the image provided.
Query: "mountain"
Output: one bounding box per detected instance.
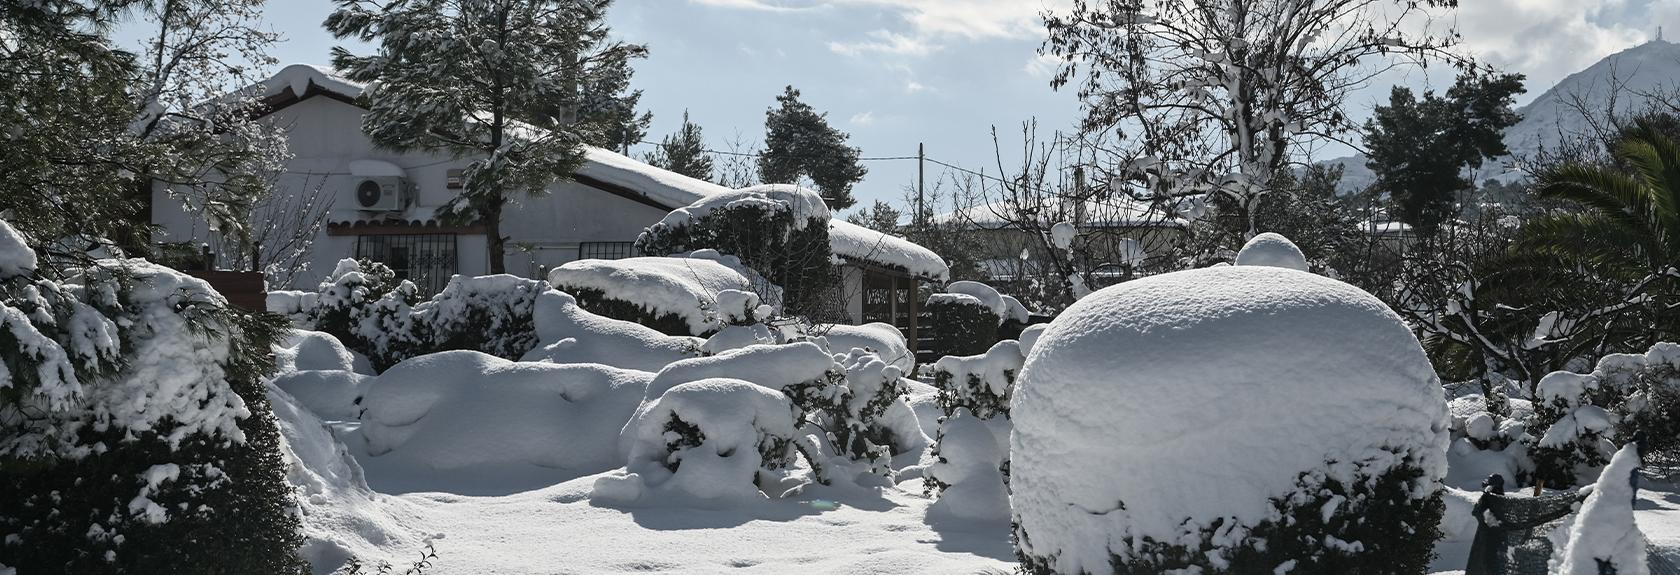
[1328,38,1680,194]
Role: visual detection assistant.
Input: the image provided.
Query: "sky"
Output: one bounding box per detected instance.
[138,0,1680,216]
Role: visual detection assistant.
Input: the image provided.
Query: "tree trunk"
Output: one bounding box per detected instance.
[486,200,505,275]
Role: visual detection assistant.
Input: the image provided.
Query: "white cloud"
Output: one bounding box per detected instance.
[1023,52,1061,78]
[829,30,939,57]
[689,0,825,12]
[1448,0,1674,97]
[849,110,877,125]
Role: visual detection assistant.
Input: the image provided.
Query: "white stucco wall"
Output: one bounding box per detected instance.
[153,95,668,290]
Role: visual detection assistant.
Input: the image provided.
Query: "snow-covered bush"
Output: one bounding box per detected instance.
[522,290,704,372]
[1234,231,1309,271]
[818,322,913,373]
[924,293,999,358]
[1444,391,1532,490]
[924,340,1023,516]
[1010,265,1448,575]
[548,256,764,337]
[0,230,305,574]
[595,378,799,504]
[358,351,651,476]
[283,260,548,371]
[635,184,839,320]
[1550,443,1647,575]
[827,348,907,476]
[273,329,374,374]
[700,289,779,355]
[924,408,1010,523]
[931,340,1024,420]
[271,369,373,421]
[1526,342,1680,487]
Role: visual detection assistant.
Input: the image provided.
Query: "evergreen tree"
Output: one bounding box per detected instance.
[577,63,652,154]
[1364,72,1524,237]
[758,86,867,210]
[326,0,647,274]
[845,199,903,234]
[645,110,715,181]
[1,0,286,266]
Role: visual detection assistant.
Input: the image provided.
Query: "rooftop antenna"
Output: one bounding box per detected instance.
[1661,26,1665,42]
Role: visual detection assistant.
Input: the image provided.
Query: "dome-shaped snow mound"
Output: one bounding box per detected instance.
[1010,265,1448,574]
[1235,231,1308,271]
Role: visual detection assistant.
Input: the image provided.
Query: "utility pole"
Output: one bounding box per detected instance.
[917,142,926,225]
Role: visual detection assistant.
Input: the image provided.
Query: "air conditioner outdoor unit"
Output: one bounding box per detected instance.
[352,176,409,211]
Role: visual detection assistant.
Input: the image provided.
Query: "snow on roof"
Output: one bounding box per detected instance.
[934,197,1187,230]
[576,147,732,210]
[829,219,949,281]
[547,256,759,335]
[261,63,367,101]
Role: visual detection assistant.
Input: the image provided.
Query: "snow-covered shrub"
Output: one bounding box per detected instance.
[0,242,306,573]
[931,340,1024,420]
[818,322,913,372]
[700,289,779,355]
[623,341,912,489]
[287,261,548,371]
[924,340,1023,512]
[273,329,374,374]
[595,378,799,504]
[1526,342,1680,486]
[548,256,763,337]
[635,184,839,320]
[271,369,373,421]
[1010,265,1448,575]
[1444,392,1532,490]
[1528,370,1617,487]
[357,351,651,476]
[411,274,544,362]
[521,290,704,372]
[1550,443,1647,575]
[1234,231,1309,271]
[924,293,999,359]
[925,408,1011,523]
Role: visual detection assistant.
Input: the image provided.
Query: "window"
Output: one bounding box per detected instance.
[578,241,636,260]
[355,234,457,295]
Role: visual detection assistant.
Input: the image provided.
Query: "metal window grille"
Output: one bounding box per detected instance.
[578,241,636,260]
[355,234,458,295]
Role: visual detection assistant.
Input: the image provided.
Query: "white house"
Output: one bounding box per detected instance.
[150,64,948,336]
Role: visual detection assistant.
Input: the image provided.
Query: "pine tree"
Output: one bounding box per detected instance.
[1364,72,1524,237]
[326,0,647,274]
[645,110,715,181]
[758,86,867,210]
[844,199,902,234]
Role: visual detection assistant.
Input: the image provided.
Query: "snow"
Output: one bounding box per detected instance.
[578,147,735,214]
[1235,231,1309,271]
[548,256,762,335]
[1010,265,1448,573]
[596,378,798,505]
[925,408,1010,523]
[355,351,652,492]
[521,290,703,372]
[0,219,35,278]
[828,219,950,281]
[818,322,914,373]
[942,281,1030,324]
[1049,221,1076,251]
[653,183,831,230]
[1554,443,1649,575]
[641,341,837,402]
[274,330,374,374]
[271,369,372,420]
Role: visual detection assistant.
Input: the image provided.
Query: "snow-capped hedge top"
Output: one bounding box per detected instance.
[1235,231,1308,271]
[940,281,1029,324]
[653,184,831,231]
[1010,265,1448,573]
[548,256,762,335]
